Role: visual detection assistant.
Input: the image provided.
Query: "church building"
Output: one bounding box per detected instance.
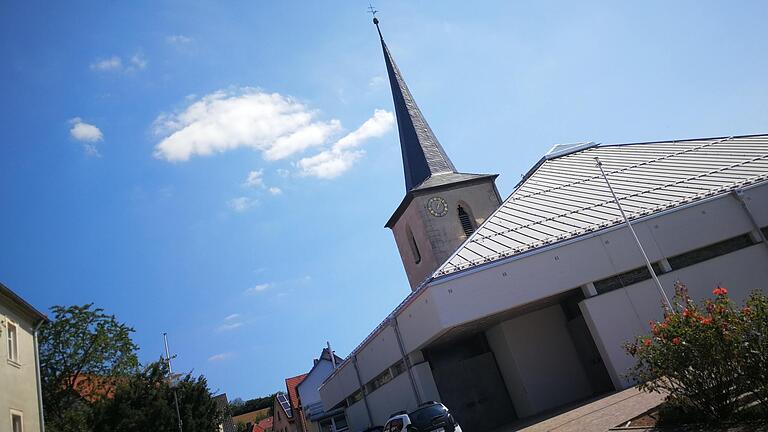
[318,17,768,432]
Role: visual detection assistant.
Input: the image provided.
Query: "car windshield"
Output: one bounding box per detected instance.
[409,404,449,429]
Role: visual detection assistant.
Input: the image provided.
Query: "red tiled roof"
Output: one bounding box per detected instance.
[285,373,308,410]
[257,416,273,429]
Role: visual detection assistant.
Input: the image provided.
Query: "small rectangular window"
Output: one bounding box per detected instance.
[7,321,19,363]
[11,411,23,432]
[667,234,755,271]
[594,262,664,295]
[391,360,407,377]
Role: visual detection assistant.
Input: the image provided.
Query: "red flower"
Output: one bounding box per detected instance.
[713,286,728,296]
[742,307,751,315]
[700,316,713,325]
[643,339,652,347]
[683,309,691,317]
[672,337,681,345]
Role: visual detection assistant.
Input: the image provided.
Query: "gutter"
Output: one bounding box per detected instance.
[33,318,46,432]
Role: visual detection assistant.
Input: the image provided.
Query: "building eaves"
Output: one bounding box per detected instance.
[0,281,47,323]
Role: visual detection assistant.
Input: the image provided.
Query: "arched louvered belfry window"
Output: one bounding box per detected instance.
[406,225,421,264]
[458,204,475,237]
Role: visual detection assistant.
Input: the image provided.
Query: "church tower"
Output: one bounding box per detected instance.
[374,17,502,290]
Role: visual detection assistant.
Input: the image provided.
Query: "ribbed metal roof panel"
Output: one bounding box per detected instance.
[435,134,768,277]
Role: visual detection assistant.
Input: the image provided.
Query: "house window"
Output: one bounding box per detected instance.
[7,320,19,363]
[11,410,23,432]
[457,205,475,237]
[406,226,421,264]
[332,414,349,431]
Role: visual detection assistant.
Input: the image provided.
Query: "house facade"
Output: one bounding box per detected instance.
[318,17,768,432]
[273,373,308,432]
[1,283,47,432]
[296,348,347,432]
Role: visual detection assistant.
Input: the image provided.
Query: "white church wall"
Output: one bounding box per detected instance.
[485,304,592,417]
[319,361,358,411]
[345,399,370,432]
[581,243,768,389]
[365,372,418,427]
[411,361,440,403]
[355,325,402,384]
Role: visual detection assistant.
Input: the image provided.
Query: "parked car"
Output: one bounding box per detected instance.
[382,402,462,432]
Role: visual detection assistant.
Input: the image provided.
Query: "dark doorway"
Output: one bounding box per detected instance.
[425,334,516,432]
[561,293,614,395]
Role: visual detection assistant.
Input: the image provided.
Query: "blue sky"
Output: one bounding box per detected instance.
[2,1,767,400]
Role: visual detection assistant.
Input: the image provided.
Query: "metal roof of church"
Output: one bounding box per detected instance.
[434,134,768,277]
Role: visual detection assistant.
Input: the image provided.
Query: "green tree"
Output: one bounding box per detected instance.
[39,303,139,432]
[91,360,223,432]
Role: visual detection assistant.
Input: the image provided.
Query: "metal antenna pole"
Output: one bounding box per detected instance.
[594,157,674,312]
[164,333,184,432]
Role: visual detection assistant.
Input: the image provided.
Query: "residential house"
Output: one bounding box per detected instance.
[296,348,347,432]
[319,17,768,432]
[1,282,47,432]
[272,373,308,432]
[213,393,236,432]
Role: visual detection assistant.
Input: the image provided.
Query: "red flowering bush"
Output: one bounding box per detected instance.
[626,282,768,422]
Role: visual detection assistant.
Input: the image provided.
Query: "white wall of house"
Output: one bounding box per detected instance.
[298,359,335,418]
[0,302,42,432]
[486,304,593,417]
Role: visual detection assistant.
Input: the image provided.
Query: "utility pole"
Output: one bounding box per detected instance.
[164,333,184,432]
[595,157,674,312]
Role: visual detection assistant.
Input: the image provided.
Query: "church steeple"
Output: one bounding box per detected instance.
[374,17,457,191]
[374,16,502,291]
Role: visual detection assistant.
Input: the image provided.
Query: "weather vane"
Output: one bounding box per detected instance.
[368,3,380,25]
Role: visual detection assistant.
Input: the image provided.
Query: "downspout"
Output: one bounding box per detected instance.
[33,319,46,432]
[390,317,421,405]
[352,356,374,427]
[733,189,768,247]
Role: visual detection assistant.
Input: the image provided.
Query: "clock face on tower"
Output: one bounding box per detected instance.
[426,196,449,217]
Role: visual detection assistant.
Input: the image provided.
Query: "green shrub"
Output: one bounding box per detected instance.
[626,282,768,421]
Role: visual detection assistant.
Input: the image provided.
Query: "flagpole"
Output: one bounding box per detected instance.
[164,332,184,432]
[594,157,673,312]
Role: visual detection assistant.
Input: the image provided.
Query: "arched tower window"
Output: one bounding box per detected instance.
[406,225,421,264]
[458,204,475,237]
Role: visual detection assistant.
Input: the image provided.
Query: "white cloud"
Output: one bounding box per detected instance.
[90,53,146,73]
[69,118,103,156]
[276,168,290,178]
[369,75,387,88]
[227,196,255,212]
[244,283,270,295]
[90,56,122,71]
[217,322,243,331]
[297,109,394,178]
[152,88,342,162]
[69,118,103,142]
[130,53,147,70]
[224,313,240,321]
[268,187,282,196]
[166,34,193,45]
[208,352,232,362]
[243,169,264,188]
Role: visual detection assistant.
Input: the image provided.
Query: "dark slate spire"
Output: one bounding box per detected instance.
[374,17,457,191]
